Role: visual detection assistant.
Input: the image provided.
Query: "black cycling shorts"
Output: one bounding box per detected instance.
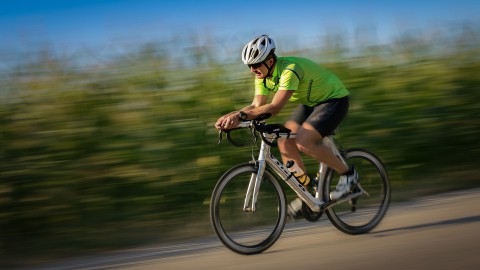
[289,96,349,137]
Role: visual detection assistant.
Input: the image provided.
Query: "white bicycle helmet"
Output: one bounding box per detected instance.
[241,34,276,65]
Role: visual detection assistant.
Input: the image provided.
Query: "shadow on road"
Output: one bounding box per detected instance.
[371,215,480,237]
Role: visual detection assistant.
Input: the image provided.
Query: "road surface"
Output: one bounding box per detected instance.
[28,188,480,270]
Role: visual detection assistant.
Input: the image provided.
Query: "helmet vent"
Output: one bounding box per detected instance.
[241,34,276,65]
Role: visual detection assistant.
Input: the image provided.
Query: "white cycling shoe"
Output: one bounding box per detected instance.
[329,167,359,201]
[287,198,303,219]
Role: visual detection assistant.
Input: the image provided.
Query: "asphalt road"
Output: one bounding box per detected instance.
[30,188,480,270]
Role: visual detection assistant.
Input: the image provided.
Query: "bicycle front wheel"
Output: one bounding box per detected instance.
[210,163,287,255]
[324,149,390,234]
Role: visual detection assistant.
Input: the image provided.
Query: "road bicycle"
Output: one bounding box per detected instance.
[210,114,390,255]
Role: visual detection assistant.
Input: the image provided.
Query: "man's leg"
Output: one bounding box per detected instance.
[296,122,359,200]
[295,122,349,174]
[278,120,308,219]
[288,97,357,201]
[277,120,306,171]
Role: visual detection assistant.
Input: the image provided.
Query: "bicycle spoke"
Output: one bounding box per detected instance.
[210,164,286,254]
[324,150,390,234]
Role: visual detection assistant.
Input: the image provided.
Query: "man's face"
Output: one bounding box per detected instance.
[249,58,274,79]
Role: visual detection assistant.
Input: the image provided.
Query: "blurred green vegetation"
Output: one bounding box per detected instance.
[1,27,479,262]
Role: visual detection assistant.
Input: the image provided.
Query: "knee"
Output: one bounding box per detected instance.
[295,135,315,154]
[295,129,324,154]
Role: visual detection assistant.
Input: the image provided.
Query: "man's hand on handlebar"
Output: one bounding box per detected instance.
[215,112,242,130]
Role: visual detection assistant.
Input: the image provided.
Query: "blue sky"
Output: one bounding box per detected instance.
[1,0,479,56]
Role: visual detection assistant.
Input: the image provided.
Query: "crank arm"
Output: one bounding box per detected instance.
[322,189,364,210]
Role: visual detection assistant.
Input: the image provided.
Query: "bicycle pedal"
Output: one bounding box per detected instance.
[349,198,357,205]
[349,198,358,212]
[350,184,361,193]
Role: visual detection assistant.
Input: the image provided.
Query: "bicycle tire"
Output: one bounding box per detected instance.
[210,163,287,254]
[324,149,390,234]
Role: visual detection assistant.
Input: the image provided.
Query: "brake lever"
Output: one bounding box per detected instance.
[250,126,257,144]
[218,130,223,144]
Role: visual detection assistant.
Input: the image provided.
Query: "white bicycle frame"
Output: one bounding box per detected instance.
[243,130,361,213]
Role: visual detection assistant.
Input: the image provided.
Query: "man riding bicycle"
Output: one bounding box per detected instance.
[214,34,358,204]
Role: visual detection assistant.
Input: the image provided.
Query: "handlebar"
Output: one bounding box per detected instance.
[218,114,294,147]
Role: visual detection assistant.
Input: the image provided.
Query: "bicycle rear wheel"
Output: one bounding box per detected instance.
[210,163,287,254]
[324,149,390,234]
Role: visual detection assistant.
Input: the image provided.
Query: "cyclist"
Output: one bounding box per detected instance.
[214,34,358,204]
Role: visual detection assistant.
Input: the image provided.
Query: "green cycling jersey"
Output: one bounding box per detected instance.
[254,56,349,106]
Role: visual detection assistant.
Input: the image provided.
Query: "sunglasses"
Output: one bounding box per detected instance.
[248,62,263,69]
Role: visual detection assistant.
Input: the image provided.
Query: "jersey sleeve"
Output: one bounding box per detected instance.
[279,64,302,90]
[254,78,269,95]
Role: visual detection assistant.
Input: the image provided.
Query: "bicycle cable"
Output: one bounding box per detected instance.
[250,126,258,164]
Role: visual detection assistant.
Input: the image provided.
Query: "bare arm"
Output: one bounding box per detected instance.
[240,94,267,112]
[243,90,294,119]
[215,94,266,129]
[215,90,294,129]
